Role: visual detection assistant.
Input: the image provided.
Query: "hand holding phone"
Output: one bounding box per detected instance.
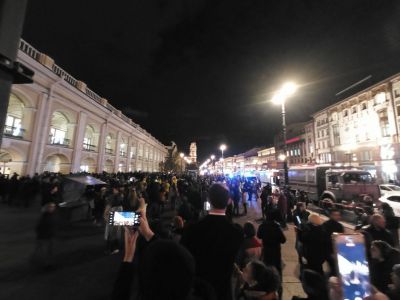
[334,234,371,300]
[109,211,141,227]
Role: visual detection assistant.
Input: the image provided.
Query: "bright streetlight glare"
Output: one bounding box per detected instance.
[281,82,298,96]
[278,154,286,161]
[210,154,215,160]
[179,152,184,158]
[271,81,298,105]
[219,144,226,151]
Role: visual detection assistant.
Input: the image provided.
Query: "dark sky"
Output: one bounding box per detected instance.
[22,0,400,162]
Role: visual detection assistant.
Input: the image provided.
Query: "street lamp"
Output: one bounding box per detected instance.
[272,82,298,185]
[179,152,184,173]
[219,144,227,159]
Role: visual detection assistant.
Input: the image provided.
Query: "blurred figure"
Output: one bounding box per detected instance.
[381,203,399,247]
[292,269,329,300]
[257,210,286,279]
[299,214,328,276]
[31,202,57,269]
[322,209,344,276]
[181,183,243,300]
[237,261,281,300]
[104,186,124,254]
[387,264,400,300]
[237,222,262,268]
[370,240,400,294]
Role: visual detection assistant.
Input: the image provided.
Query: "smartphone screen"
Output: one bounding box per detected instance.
[296,216,301,225]
[109,211,141,226]
[334,234,371,300]
[204,201,211,211]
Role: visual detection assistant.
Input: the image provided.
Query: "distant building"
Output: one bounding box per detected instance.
[312,72,400,182]
[189,142,197,163]
[0,39,167,175]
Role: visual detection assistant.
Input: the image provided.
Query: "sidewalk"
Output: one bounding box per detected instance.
[234,200,305,300]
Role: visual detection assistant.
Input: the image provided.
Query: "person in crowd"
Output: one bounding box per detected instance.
[363,214,395,252]
[237,222,262,268]
[381,203,399,247]
[322,209,344,276]
[171,215,185,242]
[93,186,107,226]
[104,186,124,254]
[41,184,60,207]
[232,180,242,216]
[257,210,286,277]
[113,204,216,300]
[292,269,329,300]
[276,191,288,229]
[292,202,310,227]
[31,202,57,269]
[260,185,270,219]
[181,183,244,300]
[299,214,328,276]
[292,202,310,267]
[169,176,179,210]
[387,264,400,300]
[370,240,400,294]
[236,261,281,300]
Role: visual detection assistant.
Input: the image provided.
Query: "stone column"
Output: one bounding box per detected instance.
[33,92,53,174]
[114,131,121,172]
[26,92,48,175]
[126,136,132,171]
[97,122,107,172]
[71,111,87,172]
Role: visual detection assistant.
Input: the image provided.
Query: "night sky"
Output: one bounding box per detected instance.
[22,0,400,162]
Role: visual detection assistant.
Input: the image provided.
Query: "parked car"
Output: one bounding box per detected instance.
[379,194,400,217]
[379,184,400,196]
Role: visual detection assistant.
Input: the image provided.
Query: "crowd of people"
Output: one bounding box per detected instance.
[1,171,400,299]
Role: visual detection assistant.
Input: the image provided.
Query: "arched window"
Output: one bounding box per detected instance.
[120,138,127,157]
[83,125,96,151]
[5,94,24,137]
[49,111,69,145]
[105,134,114,154]
[343,110,348,118]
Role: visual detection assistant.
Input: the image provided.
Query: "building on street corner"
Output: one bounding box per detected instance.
[312,73,400,183]
[0,40,167,176]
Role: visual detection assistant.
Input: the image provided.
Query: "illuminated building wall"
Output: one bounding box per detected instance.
[0,40,167,175]
[312,74,400,183]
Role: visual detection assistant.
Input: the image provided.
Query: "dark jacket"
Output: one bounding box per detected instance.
[36,212,56,240]
[181,214,244,300]
[363,225,395,247]
[370,250,400,294]
[322,219,344,254]
[257,220,286,273]
[300,224,328,269]
[292,210,310,228]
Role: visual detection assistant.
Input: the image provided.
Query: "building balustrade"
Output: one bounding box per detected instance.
[105,148,114,155]
[3,126,25,138]
[83,143,97,152]
[49,136,70,147]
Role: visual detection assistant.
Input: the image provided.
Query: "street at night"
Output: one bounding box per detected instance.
[1,1,400,300]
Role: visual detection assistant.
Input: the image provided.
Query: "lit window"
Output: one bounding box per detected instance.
[50,127,67,145]
[5,115,22,137]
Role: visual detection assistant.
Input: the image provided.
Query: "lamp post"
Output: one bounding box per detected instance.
[220,144,226,159]
[210,154,215,172]
[272,82,298,185]
[179,152,184,173]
